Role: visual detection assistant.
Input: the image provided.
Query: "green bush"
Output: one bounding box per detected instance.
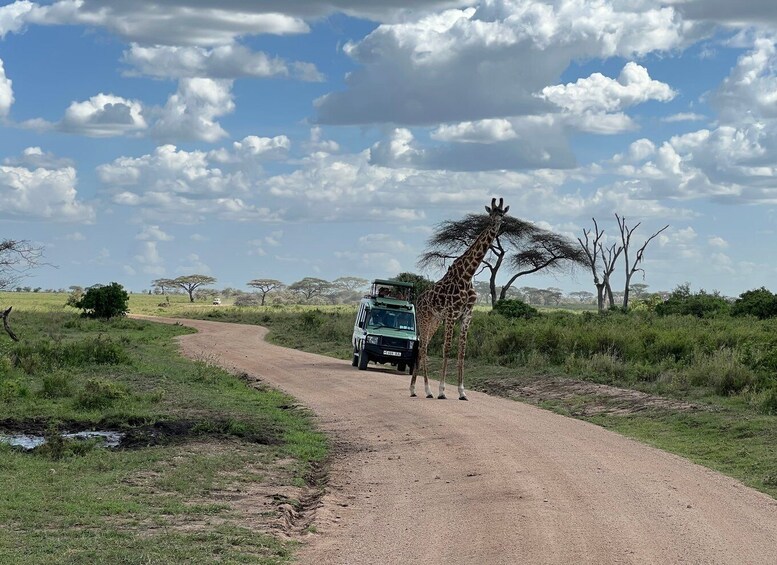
[40,371,73,398]
[75,378,129,409]
[75,282,129,319]
[655,284,731,318]
[732,287,777,319]
[492,299,539,319]
[12,337,130,374]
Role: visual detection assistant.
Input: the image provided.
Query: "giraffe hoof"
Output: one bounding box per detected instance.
[459,395,469,401]
[410,393,417,397]
[426,394,434,399]
[438,394,447,400]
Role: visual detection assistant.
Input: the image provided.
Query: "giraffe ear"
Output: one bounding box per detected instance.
[485,206,492,214]
[503,205,510,214]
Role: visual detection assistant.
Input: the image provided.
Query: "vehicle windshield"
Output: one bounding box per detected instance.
[366,308,415,332]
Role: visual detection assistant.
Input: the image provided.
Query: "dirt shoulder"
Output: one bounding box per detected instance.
[151,316,777,564]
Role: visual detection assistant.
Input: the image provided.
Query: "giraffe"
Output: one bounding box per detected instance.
[410,197,509,400]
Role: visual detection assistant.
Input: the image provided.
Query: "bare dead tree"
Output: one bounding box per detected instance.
[616,214,669,309]
[577,220,607,312]
[600,241,623,309]
[0,239,44,290]
[420,214,585,306]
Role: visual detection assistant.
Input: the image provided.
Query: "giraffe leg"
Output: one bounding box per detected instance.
[457,307,474,400]
[438,316,455,399]
[411,316,438,398]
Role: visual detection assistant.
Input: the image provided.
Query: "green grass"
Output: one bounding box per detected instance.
[0,294,327,563]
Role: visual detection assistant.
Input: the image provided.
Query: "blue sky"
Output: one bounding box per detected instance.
[1,1,777,297]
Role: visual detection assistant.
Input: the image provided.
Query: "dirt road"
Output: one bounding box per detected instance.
[161,317,777,564]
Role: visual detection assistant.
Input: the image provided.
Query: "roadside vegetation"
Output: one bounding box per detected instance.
[0,292,327,564]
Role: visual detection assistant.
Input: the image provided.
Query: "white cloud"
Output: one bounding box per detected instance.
[303,126,339,153]
[152,78,235,142]
[316,2,702,125]
[60,93,147,137]
[30,1,309,46]
[371,122,576,171]
[708,236,729,248]
[136,225,174,241]
[711,38,777,124]
[0,58,12,118]
[661,112,707,123]
[540,62,675,114]
[123,43,323,81]
[133,241,166,275]
[431,119,518,144]
[0,150,94,222]
[2,146,74,169]
[177,253,212,275]
[0,1,35,39]
[98,141,285,222]
[64,231,85,241]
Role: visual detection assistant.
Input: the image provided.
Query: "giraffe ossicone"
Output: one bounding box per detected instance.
[410,197,509,400]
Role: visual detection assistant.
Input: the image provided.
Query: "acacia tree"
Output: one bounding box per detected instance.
[288,277,332,302]
[419,214,585,306]
[616,214,668,309]
[151,278,177,295]
[247,278,284,306]
[155,275,217,302]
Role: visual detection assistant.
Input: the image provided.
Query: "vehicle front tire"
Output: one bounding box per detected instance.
[397,363,407,372]
[352,347,358,367]
[357,347,369,370]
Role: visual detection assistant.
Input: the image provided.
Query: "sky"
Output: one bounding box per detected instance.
[1,0,777,297]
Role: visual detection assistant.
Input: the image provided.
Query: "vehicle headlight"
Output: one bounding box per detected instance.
[366,335,379,345]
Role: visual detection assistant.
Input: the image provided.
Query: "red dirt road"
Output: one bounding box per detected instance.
[159,317,777,564]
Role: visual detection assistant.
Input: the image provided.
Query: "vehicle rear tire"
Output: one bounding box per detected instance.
[358,347,369,370]
[397,363,407,372]
[351,348,358,367]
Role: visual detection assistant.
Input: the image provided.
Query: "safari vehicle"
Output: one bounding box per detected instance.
[352,279,418,373]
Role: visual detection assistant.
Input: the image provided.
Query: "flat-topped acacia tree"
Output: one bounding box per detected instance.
[247,279,284,306]
[153,275,217,302]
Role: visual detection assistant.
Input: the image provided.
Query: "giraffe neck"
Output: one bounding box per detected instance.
[442,221,499,284]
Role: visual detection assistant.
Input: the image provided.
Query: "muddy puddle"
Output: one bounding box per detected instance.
[0,430,125,450]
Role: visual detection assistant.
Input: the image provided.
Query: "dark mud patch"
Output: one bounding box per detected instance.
[479,377,702,416]
[0,417,282,450]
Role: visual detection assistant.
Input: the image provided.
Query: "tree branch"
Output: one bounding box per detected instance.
[2,306,19,341]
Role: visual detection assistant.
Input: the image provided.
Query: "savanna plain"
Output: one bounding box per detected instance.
[1,291,776,563]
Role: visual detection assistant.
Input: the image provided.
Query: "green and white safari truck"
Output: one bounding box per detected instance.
[352,279,418,373]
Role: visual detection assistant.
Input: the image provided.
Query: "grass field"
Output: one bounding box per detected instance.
[0,291,327,564]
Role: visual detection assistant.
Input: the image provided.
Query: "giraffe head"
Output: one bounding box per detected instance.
[485,197,509,230]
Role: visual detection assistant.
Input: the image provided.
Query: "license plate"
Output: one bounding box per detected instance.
[383,350,402,357]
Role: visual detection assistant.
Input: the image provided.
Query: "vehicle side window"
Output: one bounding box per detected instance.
[358,306,368,329]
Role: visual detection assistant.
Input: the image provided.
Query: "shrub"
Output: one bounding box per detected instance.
[75,282,129,319]
[12,337,129,374]
[655,284,730,318]
[492,299,539,319]
[40,372,73,398]
[234,294,261,307]
[731,287,777,319]
[75,378,128,409]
